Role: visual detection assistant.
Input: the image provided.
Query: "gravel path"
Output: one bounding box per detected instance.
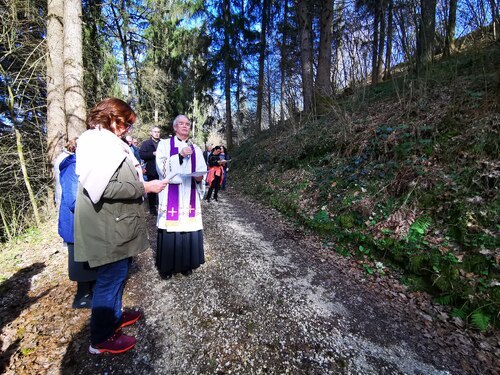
[59,189,498,374]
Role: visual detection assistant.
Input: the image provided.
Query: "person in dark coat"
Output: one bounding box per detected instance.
[220,145,231,189]
[139,126,161,214]
[206,146,226,202]
[203,144,212,165]
[57,138,97,309]
[125,135,141,162]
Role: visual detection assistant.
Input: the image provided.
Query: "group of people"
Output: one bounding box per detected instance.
[55,98,213,355]
[203,144,230,202]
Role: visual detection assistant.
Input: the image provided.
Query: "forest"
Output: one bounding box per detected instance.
[0,0,499,332]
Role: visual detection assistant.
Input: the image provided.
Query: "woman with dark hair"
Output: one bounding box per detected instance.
[206,146,226,202]
[75,98,168,355]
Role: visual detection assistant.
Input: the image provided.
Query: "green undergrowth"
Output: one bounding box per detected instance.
[231,43,500,331]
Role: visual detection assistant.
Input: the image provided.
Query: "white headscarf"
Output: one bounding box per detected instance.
[76,128,141,204]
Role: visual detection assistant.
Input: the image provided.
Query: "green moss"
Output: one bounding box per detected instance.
[337,213,355,229]
[462,253,492,274]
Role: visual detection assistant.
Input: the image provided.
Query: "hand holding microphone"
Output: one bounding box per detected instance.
[181,140,193,158]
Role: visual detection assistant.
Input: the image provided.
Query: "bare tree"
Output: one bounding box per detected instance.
[416,0,437,72]
[376,0,386,81]
[223,0,233,149]
[316,0,333,95]
[488,0,498,40]
[444,0,457,57]
[332,0,346,88]
[371,0,381,84]
[110,0,134,100]
[280,0,289,123]
[296,0,314,112]
[256,0,270,134]
[384,0,394,79]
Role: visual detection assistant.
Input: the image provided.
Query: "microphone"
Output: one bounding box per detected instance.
[185,140,193,159]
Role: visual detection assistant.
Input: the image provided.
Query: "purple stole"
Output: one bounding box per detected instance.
[166,137,197,222]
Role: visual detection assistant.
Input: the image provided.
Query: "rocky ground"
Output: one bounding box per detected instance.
[0,188,499,374]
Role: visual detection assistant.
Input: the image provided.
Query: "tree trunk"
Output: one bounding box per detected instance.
[296,0,314,112]
[316,0,333,96]
[332,0,345,88]
[371,0,380,85]
[489,0,499,40]
[223,0,233,149]
[384,0,394,79]
[416,0,437,73]
[267,61,273,129]
[394,5,411,63]
[130,42,143,105]
[256,0,269,134]
[47,0,66,170]
[377,0,386,81]
[111,1,133,100]
[235,65,242,131]
[444,0,457,57]
[64,0,86,139]
[280,0,289,123]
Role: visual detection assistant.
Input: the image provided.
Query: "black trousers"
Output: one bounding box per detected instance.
[147,192,158,211]
[146,175,159,211]
[206,174,221,201]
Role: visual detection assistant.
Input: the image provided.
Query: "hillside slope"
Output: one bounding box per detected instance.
[230,42,500,331]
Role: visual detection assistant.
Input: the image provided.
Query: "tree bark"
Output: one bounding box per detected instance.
[377,0,386,81]
[316,0,333,96]
[416,0,437,73]
[266,61,273,129]
[64,0,86,139]
[384,0,394,79]
[332,0,345,88]
[444,0,457,57]
[223,0,233,149]
[371,0,380,85]
[296,0,314,112]
[489,0,499,40]
[280,0,289,123]
[47,0,66,168]
[256,0,269,134]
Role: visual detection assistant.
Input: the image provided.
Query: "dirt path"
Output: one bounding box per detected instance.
[1,189,498,374]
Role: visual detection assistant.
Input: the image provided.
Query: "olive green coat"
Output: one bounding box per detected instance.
[74,157,148,267]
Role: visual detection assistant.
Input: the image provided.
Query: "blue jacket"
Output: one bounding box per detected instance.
[58,154,77,243]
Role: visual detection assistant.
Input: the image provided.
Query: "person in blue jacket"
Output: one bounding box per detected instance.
[57,138,97,308]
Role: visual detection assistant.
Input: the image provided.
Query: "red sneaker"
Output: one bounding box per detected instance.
[116,310,142,331]
[89,332,136,355]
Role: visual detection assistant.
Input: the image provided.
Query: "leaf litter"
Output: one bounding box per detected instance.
[0,190,498,374]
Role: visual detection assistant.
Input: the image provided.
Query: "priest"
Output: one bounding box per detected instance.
[155,114,207,279]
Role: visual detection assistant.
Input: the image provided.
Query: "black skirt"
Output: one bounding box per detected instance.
[67,243,98,282]
[156,229,205,276]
